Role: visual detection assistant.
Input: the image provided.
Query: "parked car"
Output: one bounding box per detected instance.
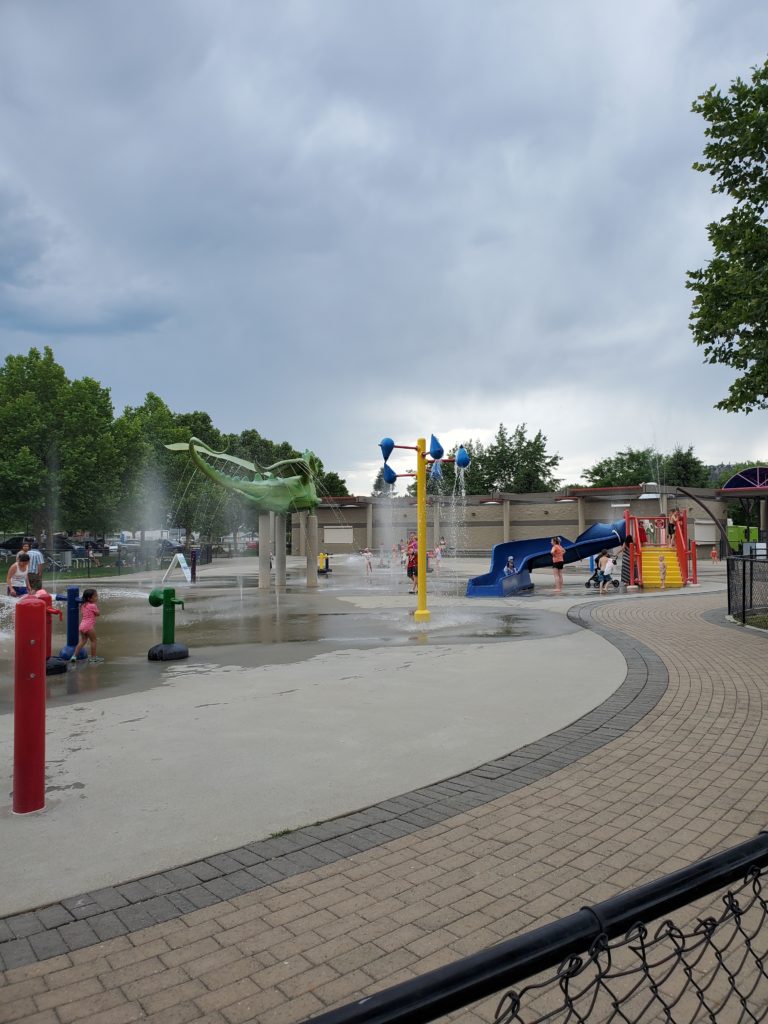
[156,539,184,557]
[0,535,35,553]
[51,536,87,558]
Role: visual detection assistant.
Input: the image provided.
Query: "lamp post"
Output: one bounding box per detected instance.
[379,435,469,624]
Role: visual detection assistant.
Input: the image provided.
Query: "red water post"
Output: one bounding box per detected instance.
[35,589,61,659]
[13,596,47,814]
[690,541,698,584]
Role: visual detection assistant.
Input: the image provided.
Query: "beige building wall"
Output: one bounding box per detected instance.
[291,490,728,555]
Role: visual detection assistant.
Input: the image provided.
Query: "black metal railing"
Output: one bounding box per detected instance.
[301,833,768,1024]
[195,543,213,566]
[727,554,768,627]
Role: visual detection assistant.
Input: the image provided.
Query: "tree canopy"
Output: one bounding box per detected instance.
[0,346,348,542]
[687,59,768,413]
[402,424,561,497]
[583,445,710,488]
[0,347,120,539]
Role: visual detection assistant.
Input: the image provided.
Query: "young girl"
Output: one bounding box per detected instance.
[659,555,667,590]
[71,589,104,664]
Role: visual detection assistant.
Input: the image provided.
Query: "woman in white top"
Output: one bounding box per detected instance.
[6,552,31,597]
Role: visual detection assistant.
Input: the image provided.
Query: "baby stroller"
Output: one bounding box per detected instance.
[585,564,620,589]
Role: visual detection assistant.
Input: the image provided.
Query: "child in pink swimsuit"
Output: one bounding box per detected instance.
[70,589,104,664]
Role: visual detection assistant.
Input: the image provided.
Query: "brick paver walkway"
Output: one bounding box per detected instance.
[1,592,765,1023]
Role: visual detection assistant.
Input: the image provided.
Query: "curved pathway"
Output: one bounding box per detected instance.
[2,591,766,1024]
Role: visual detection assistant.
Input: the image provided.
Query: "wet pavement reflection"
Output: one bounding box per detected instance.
[0,564,578,711]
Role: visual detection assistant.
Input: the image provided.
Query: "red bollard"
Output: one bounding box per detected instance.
[14,596,46,813]
[34,588,62,660]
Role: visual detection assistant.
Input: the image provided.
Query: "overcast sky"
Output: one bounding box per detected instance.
[1,1,767,494]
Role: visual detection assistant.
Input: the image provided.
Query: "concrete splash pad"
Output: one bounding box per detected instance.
[0,558,626,915]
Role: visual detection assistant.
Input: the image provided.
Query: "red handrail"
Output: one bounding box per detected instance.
[674,510,689,583]
[624,511,643,586]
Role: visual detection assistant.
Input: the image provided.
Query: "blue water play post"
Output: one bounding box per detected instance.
[57,586,86,660]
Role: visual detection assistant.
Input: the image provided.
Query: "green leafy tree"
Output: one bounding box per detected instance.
[484,423,561,492]
[409,427,562,496]
[687,59,768,412]
[0,346,120,541]
[317,470,349,496]
[167,411,224,543]
[583,447,661,488]
[663,446,710,487]
[584,445,709,488]
[113,393,177,537]
[59,376,122,535]
[372,467,395,497]
[0,446,39,535]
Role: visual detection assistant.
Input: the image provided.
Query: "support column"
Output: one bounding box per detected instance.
[414,438,430,623]
[258,512,271,591]
[577,497,586,537]
[306,513,318,588]
[275,514,287,587]
[761,498,768,541]
[503,499,510,543]
[366,502,373,549]
[269,511,276,553]
[298,511,307,557]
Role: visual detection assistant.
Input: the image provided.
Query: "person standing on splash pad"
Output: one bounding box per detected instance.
[406,545,418,593]
[550,536,565,593]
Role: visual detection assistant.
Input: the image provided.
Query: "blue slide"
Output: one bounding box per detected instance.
[466,520,627,597]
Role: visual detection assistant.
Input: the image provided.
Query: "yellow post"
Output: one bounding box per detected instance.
[414,437,430,623]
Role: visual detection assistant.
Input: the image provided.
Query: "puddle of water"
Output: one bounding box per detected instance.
[0,567,575,710]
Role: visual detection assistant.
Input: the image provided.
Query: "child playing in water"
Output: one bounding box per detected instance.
[71,589,104,664]
[659,555,667,590]
[6,551,31,597]
[406,547,418,593]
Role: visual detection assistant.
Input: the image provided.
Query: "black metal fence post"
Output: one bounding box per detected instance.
[742,556,747,624]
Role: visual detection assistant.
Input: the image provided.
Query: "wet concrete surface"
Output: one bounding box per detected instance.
[0,566,578,711]
[0,556,635,913]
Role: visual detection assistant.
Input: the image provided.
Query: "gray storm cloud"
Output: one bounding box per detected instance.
[0,0,766,490]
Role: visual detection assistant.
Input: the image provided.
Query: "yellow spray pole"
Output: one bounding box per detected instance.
[414,437,430,623]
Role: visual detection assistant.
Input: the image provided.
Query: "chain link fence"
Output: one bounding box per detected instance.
[492,867,768,1023]
[727,555,768,628]
[303,835,768,1024]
